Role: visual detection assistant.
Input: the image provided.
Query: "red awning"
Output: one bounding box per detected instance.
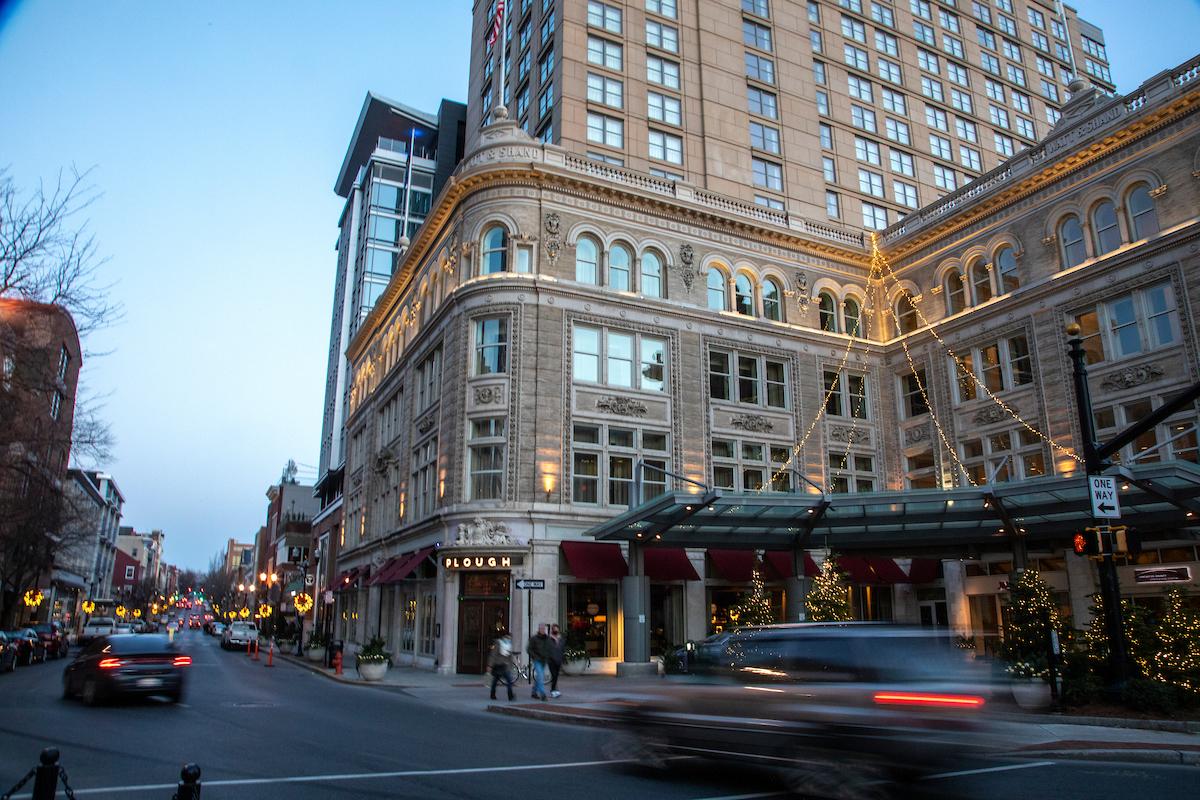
[561,541,628,580]
[643,548,700,581]
[906,558,941,583]
[707,549,756,582]
[334,565,370,590]
[390,546,436,582]
[763,551,819,579]
[366,558,401,586]
[836,557,910,584]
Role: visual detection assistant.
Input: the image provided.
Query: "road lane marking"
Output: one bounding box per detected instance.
[10,758,638,796]
[923,761,1056,780]
[687,794,780,800]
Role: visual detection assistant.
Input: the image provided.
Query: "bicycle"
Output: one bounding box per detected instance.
[509,652,530,683]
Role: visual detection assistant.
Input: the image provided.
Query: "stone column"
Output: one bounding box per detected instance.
[891,582,919,624]
[619,543,654,676]
[366,583,382,642]
[942,559,971,638]
[685,550,707,641]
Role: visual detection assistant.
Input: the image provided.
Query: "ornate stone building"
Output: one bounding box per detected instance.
[331,56,1200,674]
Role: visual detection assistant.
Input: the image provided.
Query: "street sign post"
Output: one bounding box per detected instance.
[1088,475,1121,519]
[514,579,545,590]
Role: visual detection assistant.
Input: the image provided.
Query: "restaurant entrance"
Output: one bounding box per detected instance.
[456,571,510,674]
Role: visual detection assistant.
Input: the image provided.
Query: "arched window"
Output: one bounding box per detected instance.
[945,271,967,314]
[575,236,599,284]
[734,274,756,316]
[641,250,663,298]
[995,246,1019,293]
[895,294,919,335]
[762,278,783,321]
[707,268,727,311]
[1126,184,1160,240]
[481,225,508,274]
[1091,200,1121,255]
[843,297,862,336]
[969,259,992,305]
[609,244,632,291]
[1058,214,1086,268]
[818,291,838,332]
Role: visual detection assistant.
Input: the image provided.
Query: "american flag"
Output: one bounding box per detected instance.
[486,0,506,47]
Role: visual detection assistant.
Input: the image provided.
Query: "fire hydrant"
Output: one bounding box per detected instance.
[332,650,343,675]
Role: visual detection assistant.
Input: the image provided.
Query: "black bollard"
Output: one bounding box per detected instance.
[32,748,59,800]
[173,764,201,800]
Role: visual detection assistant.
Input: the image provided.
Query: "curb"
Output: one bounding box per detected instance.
[274,653,415,691]
[486,703,622,728]
[997,711,1200,734]
[1018,748,1200,766]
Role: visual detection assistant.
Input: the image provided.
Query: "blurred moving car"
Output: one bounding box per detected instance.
[62,634,190,705]
[3,628,47,665]
[33,622,70,659]
[0,631,20,672]
[609,623,1004,799]
[113,623,135,635]
[80,617,116,645]
[221,621,258,650]
[208,622,226,637]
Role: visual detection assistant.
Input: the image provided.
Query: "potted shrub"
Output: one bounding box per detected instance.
[560,643,591,676]
[356,636,390,681]
[305,630,329,663]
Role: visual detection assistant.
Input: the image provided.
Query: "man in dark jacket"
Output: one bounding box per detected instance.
[527,624,551,700]
[487,629,515,701]
[548,624,565,697]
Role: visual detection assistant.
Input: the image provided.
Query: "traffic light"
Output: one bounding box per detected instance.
[1073,529,1102,556]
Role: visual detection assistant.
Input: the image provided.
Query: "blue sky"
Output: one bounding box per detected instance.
[0,1,1196,570]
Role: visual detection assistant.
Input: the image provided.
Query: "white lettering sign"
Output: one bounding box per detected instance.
[1089,476,1121,519]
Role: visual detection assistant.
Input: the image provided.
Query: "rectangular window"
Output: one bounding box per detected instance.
[862,202,888,230]
[947,61,969,87]
[745,52,775,83]
[921,76,944,102]
[744,19,773,50]
[826,190,841,218]
[881,88,906,114]
[820,123,834,149]
[1073,283,1179,364]
[646,20,678,52]
[587,35,622,70]
[994,132,1015,157]
[871,2,894,27]
[410,437,439,520]
[893,179,918,207]
[913,20,935,46]
[885,117,910,145]
[844,44,869,71]
[712,437,791,492]
[980,52,1000,76]
[468,418,506,500]
[816,90,830,116]
[848,75,874,102]
[743,0,770,16]
[822,155,837,182]
[1039,79,1059,102]
[841,15,867,43]
[943,34,964,59]
[877,58,902,83]
[1006,63,1027,88]
[648,129,683,164]
[933,164,956,189]
[918,48,940,74]
[813,60,827,85]
[854,136,881,164]
[988,103,1010,129]
[587,73,624,108]
[647,55,680,89]
[751,121,781,153]
[929,133,952,160]
[588,1,622,33]
[647,91,681,125]
[415,346,442,412]
[539,48,555,82]
[824,370,869,418]
[752,157,783,190]
[889,149,915,176]
[858,168,885,197]
[959,145,982,171]
[586,112,624,147]
[875,30,899,56]
[925,105,949,131]
[901,369,929,417]
[1027,7,1045,29]
[1015,116,1036,140]
[646,0,677,18]
[997,14,1016,36]
[850,104,877,132]
[951,88,973,113]
[574,325,668,391]
[711,349,787,408]
[747,86,778,118]
[474,317,509,375]
[1012,91,1032,114]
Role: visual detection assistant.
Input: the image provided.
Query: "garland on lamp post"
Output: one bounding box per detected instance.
[23,589,44,608]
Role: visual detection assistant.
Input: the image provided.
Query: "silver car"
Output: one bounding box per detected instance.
[610,623,1005,799]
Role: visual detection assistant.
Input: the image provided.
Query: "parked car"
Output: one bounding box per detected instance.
[62,634,191,705]
[608,623,1006,797]
[221,621,258,650]
[80,617,116,645]
[113,623,135,635]
[3,628,47,665]
[210,622,226,637]
[0,632,20,672]
[33,621,70,659]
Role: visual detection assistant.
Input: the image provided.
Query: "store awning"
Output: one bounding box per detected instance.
[386,546,436,584]
[906,558,941,583]
[561,541,628,580]
[366,557,402,586]
[643,548,700,581]
[334,565,369,590]
[763,550,819,579]
[707,549,756,582]
[837,556,910,585]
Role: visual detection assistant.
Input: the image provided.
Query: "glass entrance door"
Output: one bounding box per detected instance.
[456,572,509,674]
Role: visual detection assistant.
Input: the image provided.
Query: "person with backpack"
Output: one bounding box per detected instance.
[488,628,515,701]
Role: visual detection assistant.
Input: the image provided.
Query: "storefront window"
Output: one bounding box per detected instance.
[562,582,617,657]
[850,584,893,621]
[706,587,784,635]
[401,592,416,652]
[420,590,437,655]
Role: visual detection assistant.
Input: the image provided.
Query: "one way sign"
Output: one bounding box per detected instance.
[1089,475,1121,519]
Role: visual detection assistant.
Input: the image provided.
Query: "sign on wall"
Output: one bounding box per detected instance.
[443,554,513,570]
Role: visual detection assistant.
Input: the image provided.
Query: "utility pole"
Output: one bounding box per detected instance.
[1065,322,1130,686]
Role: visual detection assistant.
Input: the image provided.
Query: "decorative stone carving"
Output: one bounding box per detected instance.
[1149,184,1168,198]
[678,243,696,292]
[454,517,518,547]
[828,425,869,445]
[1041,234,1057,247]
[595,395,649,417]
[372,448,398,475]
[793,270,811,312]
[904,425,930,445]
[544,213,562,265]
[416,413,437,434]
[474,384,504,404]
[731,413,774,433]
[1100,363,1165,390]
[973,405,1014,426]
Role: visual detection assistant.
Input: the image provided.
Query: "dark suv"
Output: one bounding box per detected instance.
[34,621,69,659]
[610,623,1004,798]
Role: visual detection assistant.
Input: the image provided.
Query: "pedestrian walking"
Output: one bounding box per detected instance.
[527,623,551,701]
[488,629,515,701]
[548,624,565,698]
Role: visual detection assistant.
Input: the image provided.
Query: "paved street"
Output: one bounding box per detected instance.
[0,630,1195,799]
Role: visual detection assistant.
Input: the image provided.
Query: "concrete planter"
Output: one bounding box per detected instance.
[561,658,589,676]
[305,646,326,663]
[1012,679,1053,710]
[357,660,388,681]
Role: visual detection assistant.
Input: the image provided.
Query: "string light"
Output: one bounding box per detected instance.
[870,235,1082,465]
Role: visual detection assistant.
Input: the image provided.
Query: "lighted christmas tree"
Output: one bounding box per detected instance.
[805,555,853,622]
[1148,589,1200,692]
[728,562,776,627]
[1082,591,1153,678]
[1002,568,1063,679]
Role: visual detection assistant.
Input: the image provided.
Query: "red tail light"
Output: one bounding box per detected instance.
[873,691,985,709]
[98,657,123,669]
[173,655,192,667]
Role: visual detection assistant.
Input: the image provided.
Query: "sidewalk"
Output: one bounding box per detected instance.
[276,652,1200,766]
